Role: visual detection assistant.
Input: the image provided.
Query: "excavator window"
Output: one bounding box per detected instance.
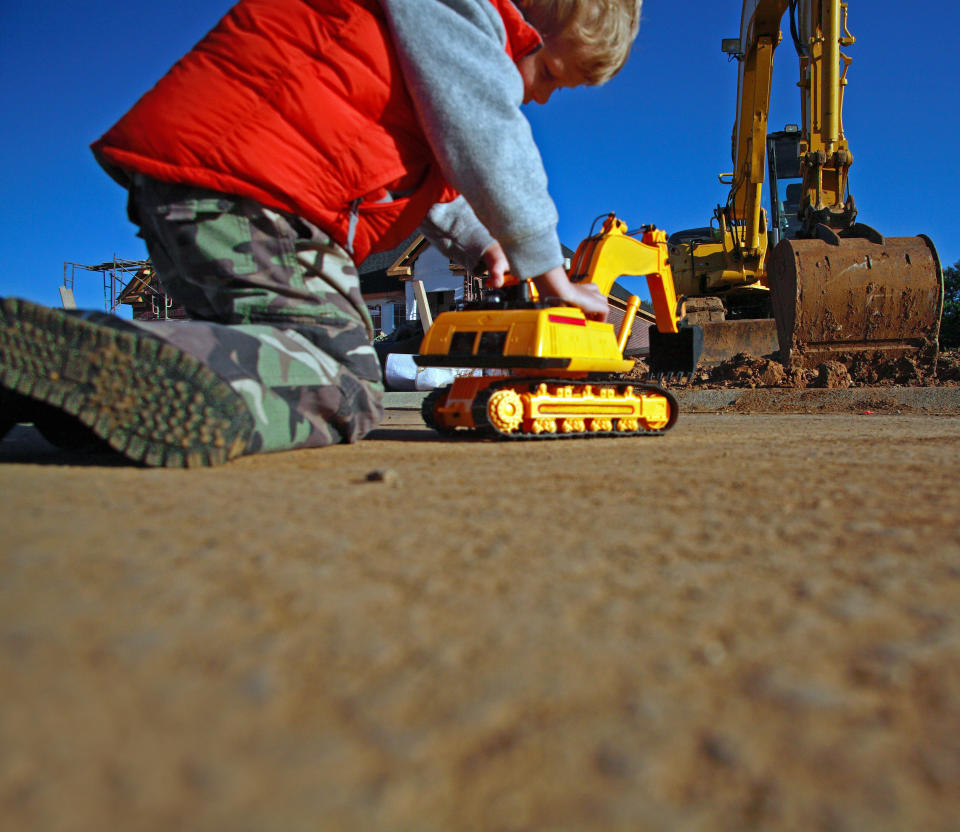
[449,331,477,355]
[773,182,804,240]
[477,331,507,356]
[784,183,803,213]
[667,227,716,246]
[767,129,804,244]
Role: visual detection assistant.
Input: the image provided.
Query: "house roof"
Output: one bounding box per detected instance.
[357,233,420,275]
[386,236,431,278]
[357,234,422,296]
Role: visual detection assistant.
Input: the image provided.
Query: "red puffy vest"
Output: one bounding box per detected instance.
[92,0,541,263]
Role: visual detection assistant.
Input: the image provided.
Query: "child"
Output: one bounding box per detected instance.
[0,0,642,466]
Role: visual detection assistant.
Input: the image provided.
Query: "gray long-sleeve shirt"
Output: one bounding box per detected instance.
[378,0,563,278]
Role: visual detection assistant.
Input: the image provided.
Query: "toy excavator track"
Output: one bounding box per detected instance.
[421,387,457,435]
[423,377,679,440]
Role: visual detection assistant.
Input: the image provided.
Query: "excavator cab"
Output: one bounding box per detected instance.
[767,127,805,245]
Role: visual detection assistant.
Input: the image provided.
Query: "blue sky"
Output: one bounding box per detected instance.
[1,0,956,313]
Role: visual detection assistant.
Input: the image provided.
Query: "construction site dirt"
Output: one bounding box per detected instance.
[633,346,960,391]
[2,404,959,831]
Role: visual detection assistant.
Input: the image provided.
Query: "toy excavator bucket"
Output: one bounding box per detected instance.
[646,324,704,380]
[769,233,943,371]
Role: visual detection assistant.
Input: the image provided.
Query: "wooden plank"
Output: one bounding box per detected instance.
[58,287,77,309]
[412,280,433,333]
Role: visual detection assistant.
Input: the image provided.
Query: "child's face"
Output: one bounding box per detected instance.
[518,41,589,105]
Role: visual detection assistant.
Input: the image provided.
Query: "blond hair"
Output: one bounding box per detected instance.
[514,0,642,84]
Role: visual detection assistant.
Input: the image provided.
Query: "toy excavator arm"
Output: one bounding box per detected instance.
[566,215,680,334]
[566,214,702,379]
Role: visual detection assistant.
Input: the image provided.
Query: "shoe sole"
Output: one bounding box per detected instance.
[0,297,253,467]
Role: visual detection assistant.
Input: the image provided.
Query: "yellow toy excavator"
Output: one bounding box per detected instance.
[415,214,703,438]
[669,0,943,370]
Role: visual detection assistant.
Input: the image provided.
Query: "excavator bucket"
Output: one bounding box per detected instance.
[646,324,704,380]
[673,297,779,367]
[769,234,944,371]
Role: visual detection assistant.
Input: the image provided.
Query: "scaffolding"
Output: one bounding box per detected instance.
[63,256,150,314]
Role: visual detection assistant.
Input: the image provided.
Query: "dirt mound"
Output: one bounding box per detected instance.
[845,351,941,387]
[935,350,960,384]
[631,348,960,389]
[699,353,800,388]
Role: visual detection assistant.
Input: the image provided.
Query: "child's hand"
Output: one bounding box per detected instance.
[533,266,609,322]
[481,242,510,288]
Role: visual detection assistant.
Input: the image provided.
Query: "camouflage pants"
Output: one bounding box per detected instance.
[125,174,384,454]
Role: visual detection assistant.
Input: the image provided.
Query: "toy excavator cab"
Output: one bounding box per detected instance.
[479,277,541,310]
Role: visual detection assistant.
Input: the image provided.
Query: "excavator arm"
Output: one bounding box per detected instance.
[793,0,857,232]
[727,0,790,258]
[567,215,680,335]
[725,0,854,254]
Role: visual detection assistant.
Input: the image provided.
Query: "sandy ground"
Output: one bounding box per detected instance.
[2,406,960,831]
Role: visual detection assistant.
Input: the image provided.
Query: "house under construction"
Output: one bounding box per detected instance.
[62,257,185,320]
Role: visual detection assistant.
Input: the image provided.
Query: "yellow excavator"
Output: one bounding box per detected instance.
[669,0,943,369]
[416,214,701,438]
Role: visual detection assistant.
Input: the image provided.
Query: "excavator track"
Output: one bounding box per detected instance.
[421,387,457,435]
[423,377,678,440]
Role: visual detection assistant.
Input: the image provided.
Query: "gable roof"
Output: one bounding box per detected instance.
[387,236,431,278]
[357,233,420,275]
